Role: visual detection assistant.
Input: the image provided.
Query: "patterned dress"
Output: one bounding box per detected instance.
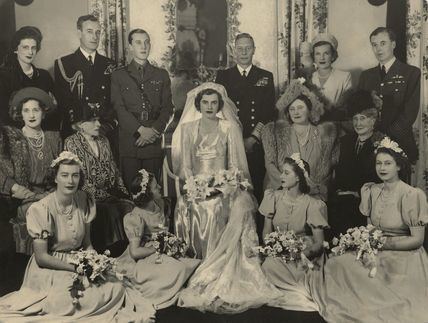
[310,181,428,323]
[116,201,200,309]
[65,132,130,250]
[261,121,338,200]
[0,191,142,322]
[259,189,329,311]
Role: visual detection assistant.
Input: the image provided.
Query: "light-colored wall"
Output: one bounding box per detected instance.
[15,0,88,75]
[328,0,387,86]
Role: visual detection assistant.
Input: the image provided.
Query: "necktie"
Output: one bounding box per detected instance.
[355,140,365,155]
[242,70,247,78]
[88,55,93,66]
[380,65,386,80]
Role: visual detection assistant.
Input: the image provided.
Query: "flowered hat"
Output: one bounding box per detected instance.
[50,151,83,168]
[9,87,55,122]
[132,169,151,200]
[276,78,324,124]
[375,137,407,158]
[311,33,338,51]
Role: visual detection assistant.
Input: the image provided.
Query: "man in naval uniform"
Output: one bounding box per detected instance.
[111,29,173,189]
[54,14,117,139]
[215,33,275,202]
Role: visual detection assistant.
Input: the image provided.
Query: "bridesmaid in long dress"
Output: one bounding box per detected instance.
[310,137,428,323]
[116,169,200,310]
[172,83,281,313]
[0,151,155,322]
[260,154,328,312]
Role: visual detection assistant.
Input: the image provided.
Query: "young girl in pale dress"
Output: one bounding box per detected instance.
[116,169,200,311]
[310,138,428,323]
[260,154,328,311]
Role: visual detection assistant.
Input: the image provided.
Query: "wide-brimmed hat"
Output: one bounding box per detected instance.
[347,90,378,119]
[276,78,324,124]
[9,87,55,121]
[311,33,338,51]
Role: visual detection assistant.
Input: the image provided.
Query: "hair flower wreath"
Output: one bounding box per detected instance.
[132,169,150,199]
[375,137,407,158]
[51,151,83,168]
[289,153,310,179]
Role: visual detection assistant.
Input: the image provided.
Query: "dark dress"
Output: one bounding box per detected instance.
[0,57,57,130]
[329,131,383,237]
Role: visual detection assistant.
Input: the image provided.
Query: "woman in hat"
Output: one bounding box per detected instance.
[261,78,338,201]
[310,33,352,122]
[329,90,384,237]
[0,26,58,130]
[309,137,428,323]
[64,102,130,253]
[1,87,61,254]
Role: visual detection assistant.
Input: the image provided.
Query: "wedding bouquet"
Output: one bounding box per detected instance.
[253,228,313,269]
[151,231,188,261]
[68,249,122,307]
[183,167,251,202]
[330,224,387,277]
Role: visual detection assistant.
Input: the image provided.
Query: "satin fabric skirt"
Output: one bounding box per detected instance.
[0,251,150,322]
[309,247,428,323]
[176,190,282,313]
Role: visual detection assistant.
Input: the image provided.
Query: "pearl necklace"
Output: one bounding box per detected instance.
[22,127,45,160]
[293,125,310,146]
[54,192,74,217]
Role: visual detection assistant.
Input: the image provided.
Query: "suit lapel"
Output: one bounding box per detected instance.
[385,59,401,81]
[127,60,142,83]
[142,62,155,83]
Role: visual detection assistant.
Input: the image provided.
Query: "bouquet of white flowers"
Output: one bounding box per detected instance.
[253,228,313,269]
[330,224,387,277]
[183,167,251,202]
[151,231,188,262]
[68,249,122,307]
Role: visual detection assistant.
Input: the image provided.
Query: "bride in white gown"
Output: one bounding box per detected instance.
[172,82,280,313]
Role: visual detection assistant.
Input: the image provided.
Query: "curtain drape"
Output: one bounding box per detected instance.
[88,0,128,66]
[407,0,428,192]
[276,0,328,91]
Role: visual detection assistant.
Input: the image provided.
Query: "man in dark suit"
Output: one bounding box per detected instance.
[358,27,421,163]
[215,33,275,202]
[54,15,117,139]
[111,29,173,189]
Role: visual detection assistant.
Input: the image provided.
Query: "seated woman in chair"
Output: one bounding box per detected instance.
[1,87,60,255]
[64,103,130,253]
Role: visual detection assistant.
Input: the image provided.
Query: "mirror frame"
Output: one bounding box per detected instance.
[161,0,242,83]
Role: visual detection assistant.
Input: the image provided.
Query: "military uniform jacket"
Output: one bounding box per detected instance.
[111,61,173,159]
[54,49,116,134]
[358,59,420,162]
[215,65,275,138]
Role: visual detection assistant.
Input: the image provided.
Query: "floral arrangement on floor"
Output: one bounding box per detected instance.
[330,224,387,277]
[68,249,122,307]
[253,228,314,269]
[183,168,251,202]
[151,230,188,263]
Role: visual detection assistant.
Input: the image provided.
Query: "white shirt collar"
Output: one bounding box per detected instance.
[380,57,395,73]
[80,47,97,63]
[237,64,252,76]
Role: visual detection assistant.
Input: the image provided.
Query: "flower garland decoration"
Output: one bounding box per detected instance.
[132,169,150,200]
[51,151,82,168]
[375,137,408,158]
[330,224,387,277]
[289,153,309,179]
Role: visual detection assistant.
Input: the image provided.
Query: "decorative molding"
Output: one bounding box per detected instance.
[161,0,242,83]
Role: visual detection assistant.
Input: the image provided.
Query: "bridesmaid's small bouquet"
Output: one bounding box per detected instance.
[151,231,188,262]
[68,249,122,307]
[184,168,251,202]
[330,224,387,277]
[253,228,314,269]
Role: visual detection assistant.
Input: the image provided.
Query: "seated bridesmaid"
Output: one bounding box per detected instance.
[329,90,384,237]
[260,153,328,312]
[116,169,200,310]
[0,151,150,322]
[310,137,428,323]
[64,104,130,253]
[1,87,61,254]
